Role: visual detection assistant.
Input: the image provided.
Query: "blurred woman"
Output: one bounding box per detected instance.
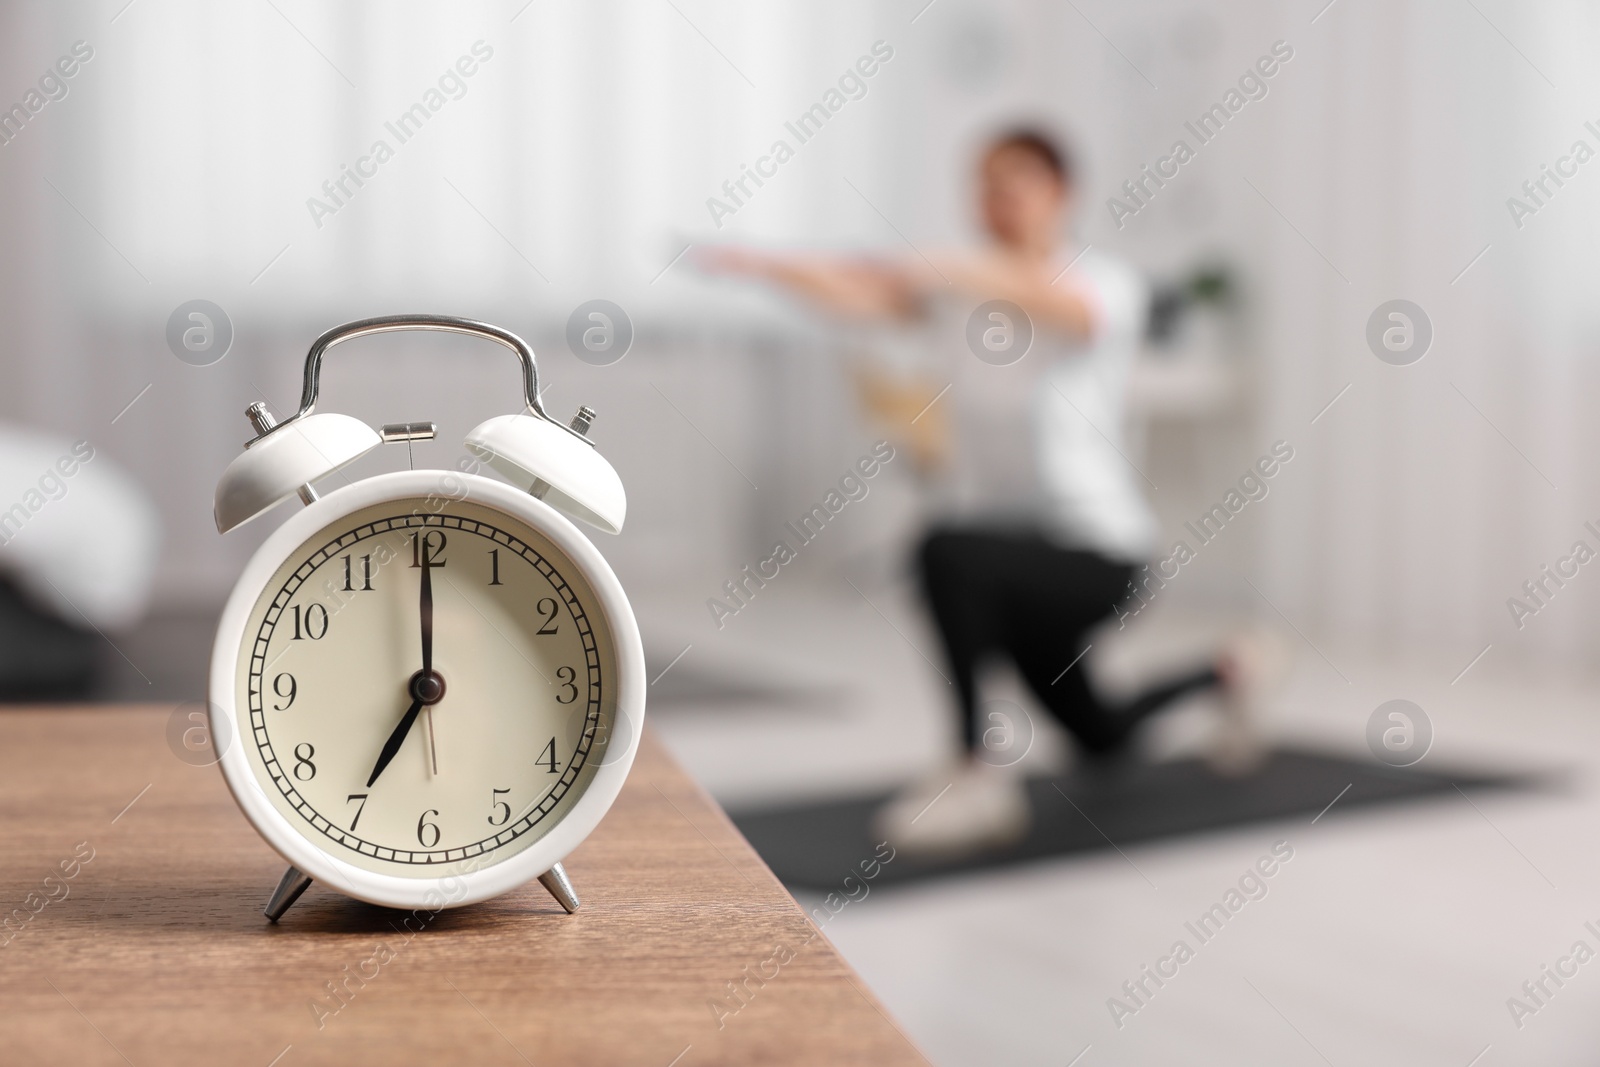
[703,129,1276,854]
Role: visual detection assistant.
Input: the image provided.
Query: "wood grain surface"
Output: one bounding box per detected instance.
[0,706,927,1066]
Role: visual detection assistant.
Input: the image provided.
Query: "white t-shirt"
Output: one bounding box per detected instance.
[936,247,1157,562]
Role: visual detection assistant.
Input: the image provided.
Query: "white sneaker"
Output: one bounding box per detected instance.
[1208,627,1289,775]
[872,761,1031,857]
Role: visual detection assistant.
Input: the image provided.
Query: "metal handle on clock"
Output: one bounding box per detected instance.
[261,314,589,445]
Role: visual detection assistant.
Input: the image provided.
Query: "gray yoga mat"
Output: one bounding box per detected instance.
[730,748,1538,890]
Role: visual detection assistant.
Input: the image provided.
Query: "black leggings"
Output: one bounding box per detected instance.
[918,527,1219,756]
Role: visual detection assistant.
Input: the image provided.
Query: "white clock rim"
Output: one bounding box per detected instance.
[208,469,646,911]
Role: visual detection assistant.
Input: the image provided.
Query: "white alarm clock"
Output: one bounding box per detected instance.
[207,315,645,921]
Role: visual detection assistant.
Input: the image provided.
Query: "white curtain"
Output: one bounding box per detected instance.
[1243,0,1600,669]
[20,0,914,605]
[67,0,898,323]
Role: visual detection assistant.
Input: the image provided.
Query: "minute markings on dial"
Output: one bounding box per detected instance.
[245,512,603,864]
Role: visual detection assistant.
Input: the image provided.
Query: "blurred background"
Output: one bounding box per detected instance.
[4,0,1600,1063]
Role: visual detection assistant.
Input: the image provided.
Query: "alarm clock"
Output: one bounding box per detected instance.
[207,315,645,922]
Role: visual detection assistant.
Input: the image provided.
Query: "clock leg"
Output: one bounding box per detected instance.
[537,862,580,914]
[264,865,313,923]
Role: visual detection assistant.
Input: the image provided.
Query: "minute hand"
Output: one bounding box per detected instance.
[419,536,433,674]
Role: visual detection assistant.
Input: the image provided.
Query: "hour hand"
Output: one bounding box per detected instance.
[368,666,447,787]
[366,696,424,788]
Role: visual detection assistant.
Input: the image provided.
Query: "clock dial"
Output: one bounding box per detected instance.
[235,498,616,877]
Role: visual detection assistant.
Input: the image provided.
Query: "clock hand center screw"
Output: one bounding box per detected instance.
[409,669,446,706]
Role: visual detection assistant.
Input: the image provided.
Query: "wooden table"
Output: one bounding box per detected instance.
[0,707,928,1066]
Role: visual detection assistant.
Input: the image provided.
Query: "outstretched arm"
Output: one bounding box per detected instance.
[697,247,924,322]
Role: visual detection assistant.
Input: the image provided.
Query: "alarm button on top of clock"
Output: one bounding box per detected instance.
[465,410,625,534]
[213,406,382,533]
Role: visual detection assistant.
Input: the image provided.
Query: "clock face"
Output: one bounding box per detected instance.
[234,497,617,878]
